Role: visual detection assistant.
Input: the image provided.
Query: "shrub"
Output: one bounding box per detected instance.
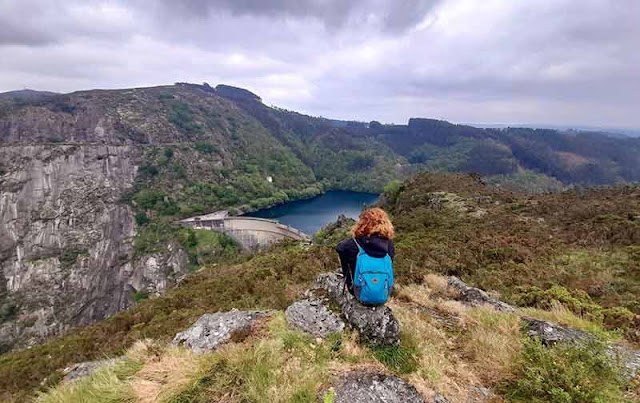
[135,212,149,226]
[502,338,627,402]
[138,165,159,178]
[0,304,19,324]
[602,306,635,330]
[134,190,167,210]
[133,291,149,302]
[383,179,403,206]
[193,142,217,154]
[514,285,603,322]
[168,102,203,134]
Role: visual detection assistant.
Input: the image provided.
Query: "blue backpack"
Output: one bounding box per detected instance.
[351,238,394,305]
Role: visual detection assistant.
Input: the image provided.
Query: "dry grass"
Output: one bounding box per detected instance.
[395,273,453,307]
[36,362,139,403]
[34,272,622,403]
[460,306,524,384]
[520,302,618,341]
[130,347,203,403]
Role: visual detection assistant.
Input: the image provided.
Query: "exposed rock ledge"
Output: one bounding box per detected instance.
[328,370,425,403]
[172,309,271,354]
[448,276,640,379]
[62,358,125,382]
[311,272,400,347]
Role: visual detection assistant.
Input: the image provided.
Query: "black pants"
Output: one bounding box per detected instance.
[341,263,356,296]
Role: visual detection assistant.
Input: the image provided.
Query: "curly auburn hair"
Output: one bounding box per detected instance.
[351,207,394,239]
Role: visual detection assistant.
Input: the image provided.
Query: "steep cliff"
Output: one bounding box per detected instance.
[0,91,192,350]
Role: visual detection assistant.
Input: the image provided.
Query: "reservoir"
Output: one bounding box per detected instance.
[246,191,379,235]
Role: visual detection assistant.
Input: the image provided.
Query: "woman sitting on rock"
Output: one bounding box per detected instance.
[336,207,395,305]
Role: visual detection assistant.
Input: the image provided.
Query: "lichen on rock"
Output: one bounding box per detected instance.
[328,370,425,403]
[285,298,344,338]
[172,309,271,354]
[312,272,400,347]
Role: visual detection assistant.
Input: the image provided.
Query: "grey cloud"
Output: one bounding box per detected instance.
[0,0,639,127]
[147,0,441,32]
[0,0,136,46]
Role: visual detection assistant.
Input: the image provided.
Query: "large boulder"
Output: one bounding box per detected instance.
[313,272,400,347]
[285,298,345,338]
[172,309,270,354]
[447,276,516,312]
[328,371,425,403]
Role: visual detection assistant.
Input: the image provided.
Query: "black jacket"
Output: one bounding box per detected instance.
[336,235,394,293]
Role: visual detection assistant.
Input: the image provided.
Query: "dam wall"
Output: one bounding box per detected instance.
[179,211,310,249]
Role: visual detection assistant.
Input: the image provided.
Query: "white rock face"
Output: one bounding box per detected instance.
[0,144,187,350]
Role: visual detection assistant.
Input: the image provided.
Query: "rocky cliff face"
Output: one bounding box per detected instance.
[0,81,335,351]
[0,88,199,351]
[0,143,188,350]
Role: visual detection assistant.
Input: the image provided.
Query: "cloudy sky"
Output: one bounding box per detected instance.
[1,0,639,127]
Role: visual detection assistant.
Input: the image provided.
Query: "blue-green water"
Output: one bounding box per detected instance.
[246,191,379,235]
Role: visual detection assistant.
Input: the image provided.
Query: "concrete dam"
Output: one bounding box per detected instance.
[179,211,310,249]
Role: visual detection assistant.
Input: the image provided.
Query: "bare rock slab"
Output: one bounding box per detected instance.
[314,272,400,347]
[523,316,592,345]
[447,276,516,312]
[330,371,425,403]
[524,316,640,379]
[172,309,270,354]
[285,298,345,338]
[63,358,124,382]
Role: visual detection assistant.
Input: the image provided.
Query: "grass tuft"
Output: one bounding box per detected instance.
[502,338,629,403]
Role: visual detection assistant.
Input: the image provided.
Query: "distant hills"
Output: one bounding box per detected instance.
[0,89,59,101]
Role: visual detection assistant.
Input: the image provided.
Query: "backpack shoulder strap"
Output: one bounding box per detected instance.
[352,238,364,254]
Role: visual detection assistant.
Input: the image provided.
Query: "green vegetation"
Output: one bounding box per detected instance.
[503,338,628,402]
[134,212,149,226]
[132,292,149,302]
[486,170,566,193]
[59,248,89,269]
[167,101,204,135]
[193,142,217,154]
[0,242,333,401]
[371,344,419,374]
[514,285,605,322]
[0,303,19,324]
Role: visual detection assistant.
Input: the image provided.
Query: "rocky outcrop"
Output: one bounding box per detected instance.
[448,277,640,380]
[62,358,125,382]
[328,371,425,403]
[522,316,593,345]
[523,316,640,379]
[313,272,400,346]
[215,84,262,103]
[172,309,270,354]
[447,276,516,312]
[285,298,344,338]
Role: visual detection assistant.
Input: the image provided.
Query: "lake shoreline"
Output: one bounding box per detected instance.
[244,190,380,235]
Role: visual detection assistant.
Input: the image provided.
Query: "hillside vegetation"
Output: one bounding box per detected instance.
[1,172,638,402]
